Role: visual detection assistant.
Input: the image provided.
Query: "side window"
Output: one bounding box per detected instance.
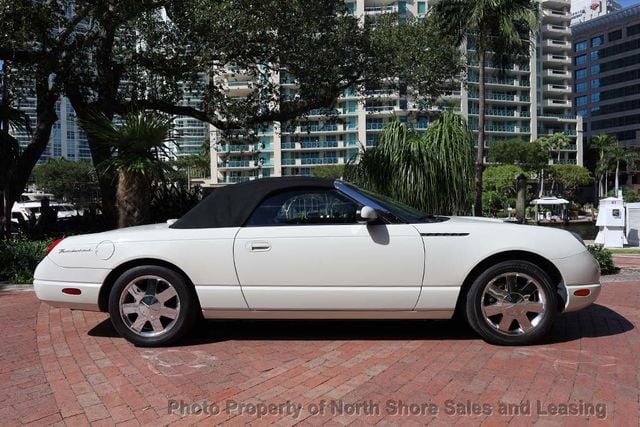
[246,189,360,226]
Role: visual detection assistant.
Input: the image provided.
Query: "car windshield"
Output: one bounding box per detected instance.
[340,182,448,223]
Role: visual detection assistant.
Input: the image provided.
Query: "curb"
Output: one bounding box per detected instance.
[0,283,34,292]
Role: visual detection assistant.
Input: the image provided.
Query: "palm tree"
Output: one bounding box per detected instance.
[81,112,175,228]
[345,111,474,215]
[430,0,539,216]
[604,141,640,197]
[540,132,571,163]
[591,134,615,197]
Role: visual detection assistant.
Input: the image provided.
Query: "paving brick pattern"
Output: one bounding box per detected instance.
[1,260,639,425]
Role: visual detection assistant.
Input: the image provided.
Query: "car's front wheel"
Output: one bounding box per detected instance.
[465,260,557,345]
[108,265,197,347]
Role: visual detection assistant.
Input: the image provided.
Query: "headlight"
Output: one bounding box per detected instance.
[570,231,586,247]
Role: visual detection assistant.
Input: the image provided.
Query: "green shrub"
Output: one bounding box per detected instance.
[0,239,51,284]
[587,245,617,275]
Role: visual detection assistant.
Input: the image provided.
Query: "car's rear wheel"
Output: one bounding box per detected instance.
[465,260,557,345]
[108,265,197,347]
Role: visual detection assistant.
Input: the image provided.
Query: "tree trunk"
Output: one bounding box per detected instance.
[116,170,151,228]
[598,175,603,198]
[86,132,118,228]
[2,73,59,238]
[539,168,544,198]
[474,47,486,216]
[615,161,620,197]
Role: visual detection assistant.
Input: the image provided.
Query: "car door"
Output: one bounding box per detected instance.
[233,187,425,310]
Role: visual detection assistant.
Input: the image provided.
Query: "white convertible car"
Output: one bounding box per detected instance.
[34,177,601,346]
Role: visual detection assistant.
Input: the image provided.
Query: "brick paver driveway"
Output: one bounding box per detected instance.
[1,264,639,425]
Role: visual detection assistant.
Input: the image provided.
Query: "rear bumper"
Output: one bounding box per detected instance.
[34,280,102,311]
[563,283,601,313]
[33,256,108,311]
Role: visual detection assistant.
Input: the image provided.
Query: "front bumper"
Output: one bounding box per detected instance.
[553,250,601,313]
[563,283,601,312]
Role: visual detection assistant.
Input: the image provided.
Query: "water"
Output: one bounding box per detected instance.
[536,222,597,240]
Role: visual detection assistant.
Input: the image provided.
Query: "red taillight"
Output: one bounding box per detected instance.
[47,238,64,255]
[62,288,81,295]
[573,289,591,297]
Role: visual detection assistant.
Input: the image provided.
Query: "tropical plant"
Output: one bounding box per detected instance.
[81,112,176,228]
[345,112,474,215]
[430,0,539,216]
[604,141,640,197]
[0,238,51,283]
[591,134,615,197]
[587,245,617,275]
[539,132,571,163]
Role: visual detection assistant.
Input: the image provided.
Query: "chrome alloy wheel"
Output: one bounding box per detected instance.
[118,275,181,338]
[481,272,547,336]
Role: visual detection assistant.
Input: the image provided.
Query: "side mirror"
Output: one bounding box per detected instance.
[358,206,378,224]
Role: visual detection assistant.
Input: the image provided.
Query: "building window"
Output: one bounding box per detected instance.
[591,35,604,47]
[575,40,587,52]
[576,96,588,107]
[576,82,588,92]
[591,64,600,74]
[592,79,600,89]
[577,109,588,117]
[628,23,640,37]
[345,2,355,15]
[609,29,622,42]
[591,51,600,60]
[575,54,587,66]
[591,93,600,103]
[417,1,426,14]
[575,68,587,79]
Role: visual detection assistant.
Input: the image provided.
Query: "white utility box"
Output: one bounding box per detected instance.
[595,197,627,248]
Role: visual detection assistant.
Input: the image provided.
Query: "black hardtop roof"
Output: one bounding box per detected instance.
[170,176,336,229]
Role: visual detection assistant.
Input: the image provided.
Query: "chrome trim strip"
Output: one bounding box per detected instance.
[202,309,454,320]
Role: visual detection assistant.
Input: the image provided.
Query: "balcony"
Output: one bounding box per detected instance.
[544,8,571,22]
[364,5,398,15]
[541,24,570,36]
[365,105,397,114]
[543,54,570,65]
[365,89,399,98]
[543,69,570,80]
[542,0,570,8]
[301,157,339,165]
[543,84,570,93]
[218,160,253,169]
[544,99,572,108]
[543,39,571,51]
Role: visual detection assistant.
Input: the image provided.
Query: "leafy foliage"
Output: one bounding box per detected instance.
[488,140,548,172]
[148,183,203,224]
[346,112,474,215]
[30,159,100,203]
[311,165,345,180]
[587,245,617,275]
[482,165,525,217]
[547,164,593,200]
[0,239,51,283]
[538,132,571,162]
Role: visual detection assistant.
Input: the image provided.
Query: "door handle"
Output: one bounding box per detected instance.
[247,241,271,252]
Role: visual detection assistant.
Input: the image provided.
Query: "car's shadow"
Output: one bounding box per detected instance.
[88,304,633,347]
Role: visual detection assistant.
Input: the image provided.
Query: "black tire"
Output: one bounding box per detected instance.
[108,265,198,347]
[465,260,557,346]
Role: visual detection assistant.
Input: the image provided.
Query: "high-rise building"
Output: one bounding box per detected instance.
[571,4,640,147]
[206,0,584,186]
[571,0,621,25]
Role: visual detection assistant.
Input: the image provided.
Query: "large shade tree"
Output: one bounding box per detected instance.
[429,0,539,216]
[0,0,462,234]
